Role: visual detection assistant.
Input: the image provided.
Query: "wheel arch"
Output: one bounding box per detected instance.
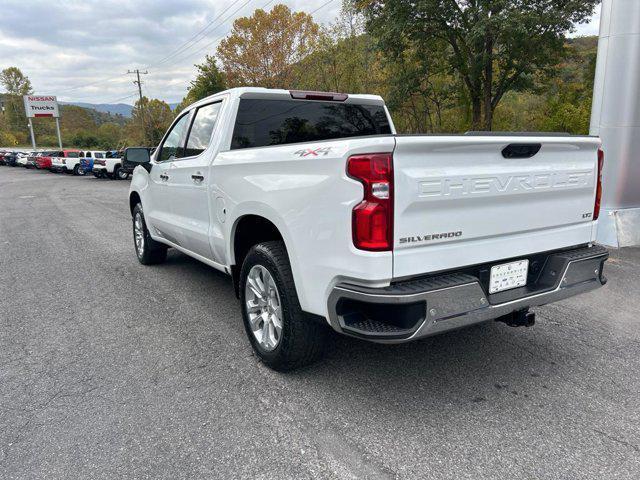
[229,213,291,298]
[129,191,141,215]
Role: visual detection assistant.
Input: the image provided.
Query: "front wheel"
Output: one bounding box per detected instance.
[132,203,167,265]
[117,168,129,180]
[240,241,327,371]
[73,164,84,176]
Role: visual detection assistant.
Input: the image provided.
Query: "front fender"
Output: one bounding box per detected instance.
[129,167,151,213]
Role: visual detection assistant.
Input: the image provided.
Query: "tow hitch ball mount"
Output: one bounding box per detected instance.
[496,309,536,328]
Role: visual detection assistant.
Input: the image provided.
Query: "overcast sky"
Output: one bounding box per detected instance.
[0,0,601,105]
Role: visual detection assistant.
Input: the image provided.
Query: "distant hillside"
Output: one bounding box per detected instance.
[62,101,180,118]
[62,102,133,117]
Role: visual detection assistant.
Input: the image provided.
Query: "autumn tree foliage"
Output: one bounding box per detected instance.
[360,0,599,130]
[217,4,320,88]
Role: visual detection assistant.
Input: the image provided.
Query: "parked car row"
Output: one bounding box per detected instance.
[0,148,154,180]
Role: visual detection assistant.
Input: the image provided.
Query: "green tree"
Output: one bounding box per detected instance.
[128,97,174,146]
[0,67,33,96]
[176,55,226,112]
[97,122,123,149]
[0,67,33,136]
[359,0,599,130]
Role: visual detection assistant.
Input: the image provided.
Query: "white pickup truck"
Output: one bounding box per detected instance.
[92,151,129,179]
[128,87,608,371]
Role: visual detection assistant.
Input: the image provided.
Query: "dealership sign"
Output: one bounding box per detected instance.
[23,95,60,118]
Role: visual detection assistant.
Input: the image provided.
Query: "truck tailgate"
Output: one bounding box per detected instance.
[392,135,601,278]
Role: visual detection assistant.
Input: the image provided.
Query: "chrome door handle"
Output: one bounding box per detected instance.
[160,173,169,181]
[191,173,204,182]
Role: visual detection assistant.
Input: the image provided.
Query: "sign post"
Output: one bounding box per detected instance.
[55,118,63,148]
[27,118,36,149]
[23,95,62,148]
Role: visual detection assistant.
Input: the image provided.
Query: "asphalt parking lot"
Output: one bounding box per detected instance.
[1,167,639,479]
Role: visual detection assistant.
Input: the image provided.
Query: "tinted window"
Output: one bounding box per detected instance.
[86,152,92,157]
[159,113,191,162]
[231,99,391,150]
[185,102,222,157]
[66,152,80,158]
[95,153,104,158]
[127,149,150,163]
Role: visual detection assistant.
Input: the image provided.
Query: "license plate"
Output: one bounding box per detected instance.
[489,260,529,294]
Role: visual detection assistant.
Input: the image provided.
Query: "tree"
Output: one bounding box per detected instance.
[217,4,320,88]
[0,67,33,96]
[360,0,599,130]
[176,55,227,112]
[293,2,381,94]
[97,122,123,149]
[128,97,174,146]
[188,55,226,101]
[0,67,33,136]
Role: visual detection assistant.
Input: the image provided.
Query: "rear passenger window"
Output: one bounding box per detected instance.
[231,99,392,150]
[184,102,222,157]
[159,112,191,162]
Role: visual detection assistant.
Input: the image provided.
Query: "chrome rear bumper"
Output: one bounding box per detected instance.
[327,245,609,343]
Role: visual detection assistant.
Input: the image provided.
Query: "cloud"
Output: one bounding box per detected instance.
[0,0,596,104]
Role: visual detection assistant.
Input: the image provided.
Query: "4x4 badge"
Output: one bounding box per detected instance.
[294,147,332,157]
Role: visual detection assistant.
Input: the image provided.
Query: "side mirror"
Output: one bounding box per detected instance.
[124,147,151,173]
[124,147,150,164]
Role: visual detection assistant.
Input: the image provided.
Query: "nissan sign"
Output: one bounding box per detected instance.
[23,95,60,118]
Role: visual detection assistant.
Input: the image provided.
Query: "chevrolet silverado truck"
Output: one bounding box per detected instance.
[128,87,608,371]
[92,150,128,179]
[77,150,106,175]
[50,149,83,174]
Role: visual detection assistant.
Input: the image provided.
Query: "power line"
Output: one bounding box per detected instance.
[56,73,129,95]
[41,0,336,100]
[171,0,336,66]
[144,0,249,70]
[101,92,139,104]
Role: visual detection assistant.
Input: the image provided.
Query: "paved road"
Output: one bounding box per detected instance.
[1,166,639,479]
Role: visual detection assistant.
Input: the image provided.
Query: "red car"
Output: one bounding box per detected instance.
[35,150,61,170]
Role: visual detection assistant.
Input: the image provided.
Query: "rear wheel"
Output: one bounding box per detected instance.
[117,168,129,180]
[240,241,327,371]
[72,164,84,176]
[132,203,167,265]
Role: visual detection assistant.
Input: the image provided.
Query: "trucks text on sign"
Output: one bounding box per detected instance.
[23,95,60,118]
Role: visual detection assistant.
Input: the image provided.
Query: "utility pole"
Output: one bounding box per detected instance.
[127,69,148,144]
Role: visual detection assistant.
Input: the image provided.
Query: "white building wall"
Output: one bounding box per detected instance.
[590,0,640,247]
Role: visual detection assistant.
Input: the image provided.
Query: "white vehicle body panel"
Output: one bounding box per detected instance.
[129,87,602,321]
[93,158,120,174]
[392,135,600,278]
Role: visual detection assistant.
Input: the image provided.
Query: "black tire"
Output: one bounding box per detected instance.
[112,167,120,180]
[239,241,327,371]
[117,168,129,180]
[72,164,83,176]
[132,203,167,265]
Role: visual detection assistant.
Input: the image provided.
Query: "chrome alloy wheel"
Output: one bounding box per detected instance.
[245,265,283,351]
[134,212,145,257]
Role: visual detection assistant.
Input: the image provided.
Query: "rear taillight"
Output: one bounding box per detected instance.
[594,148,604,220]
[347,153,393,251]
